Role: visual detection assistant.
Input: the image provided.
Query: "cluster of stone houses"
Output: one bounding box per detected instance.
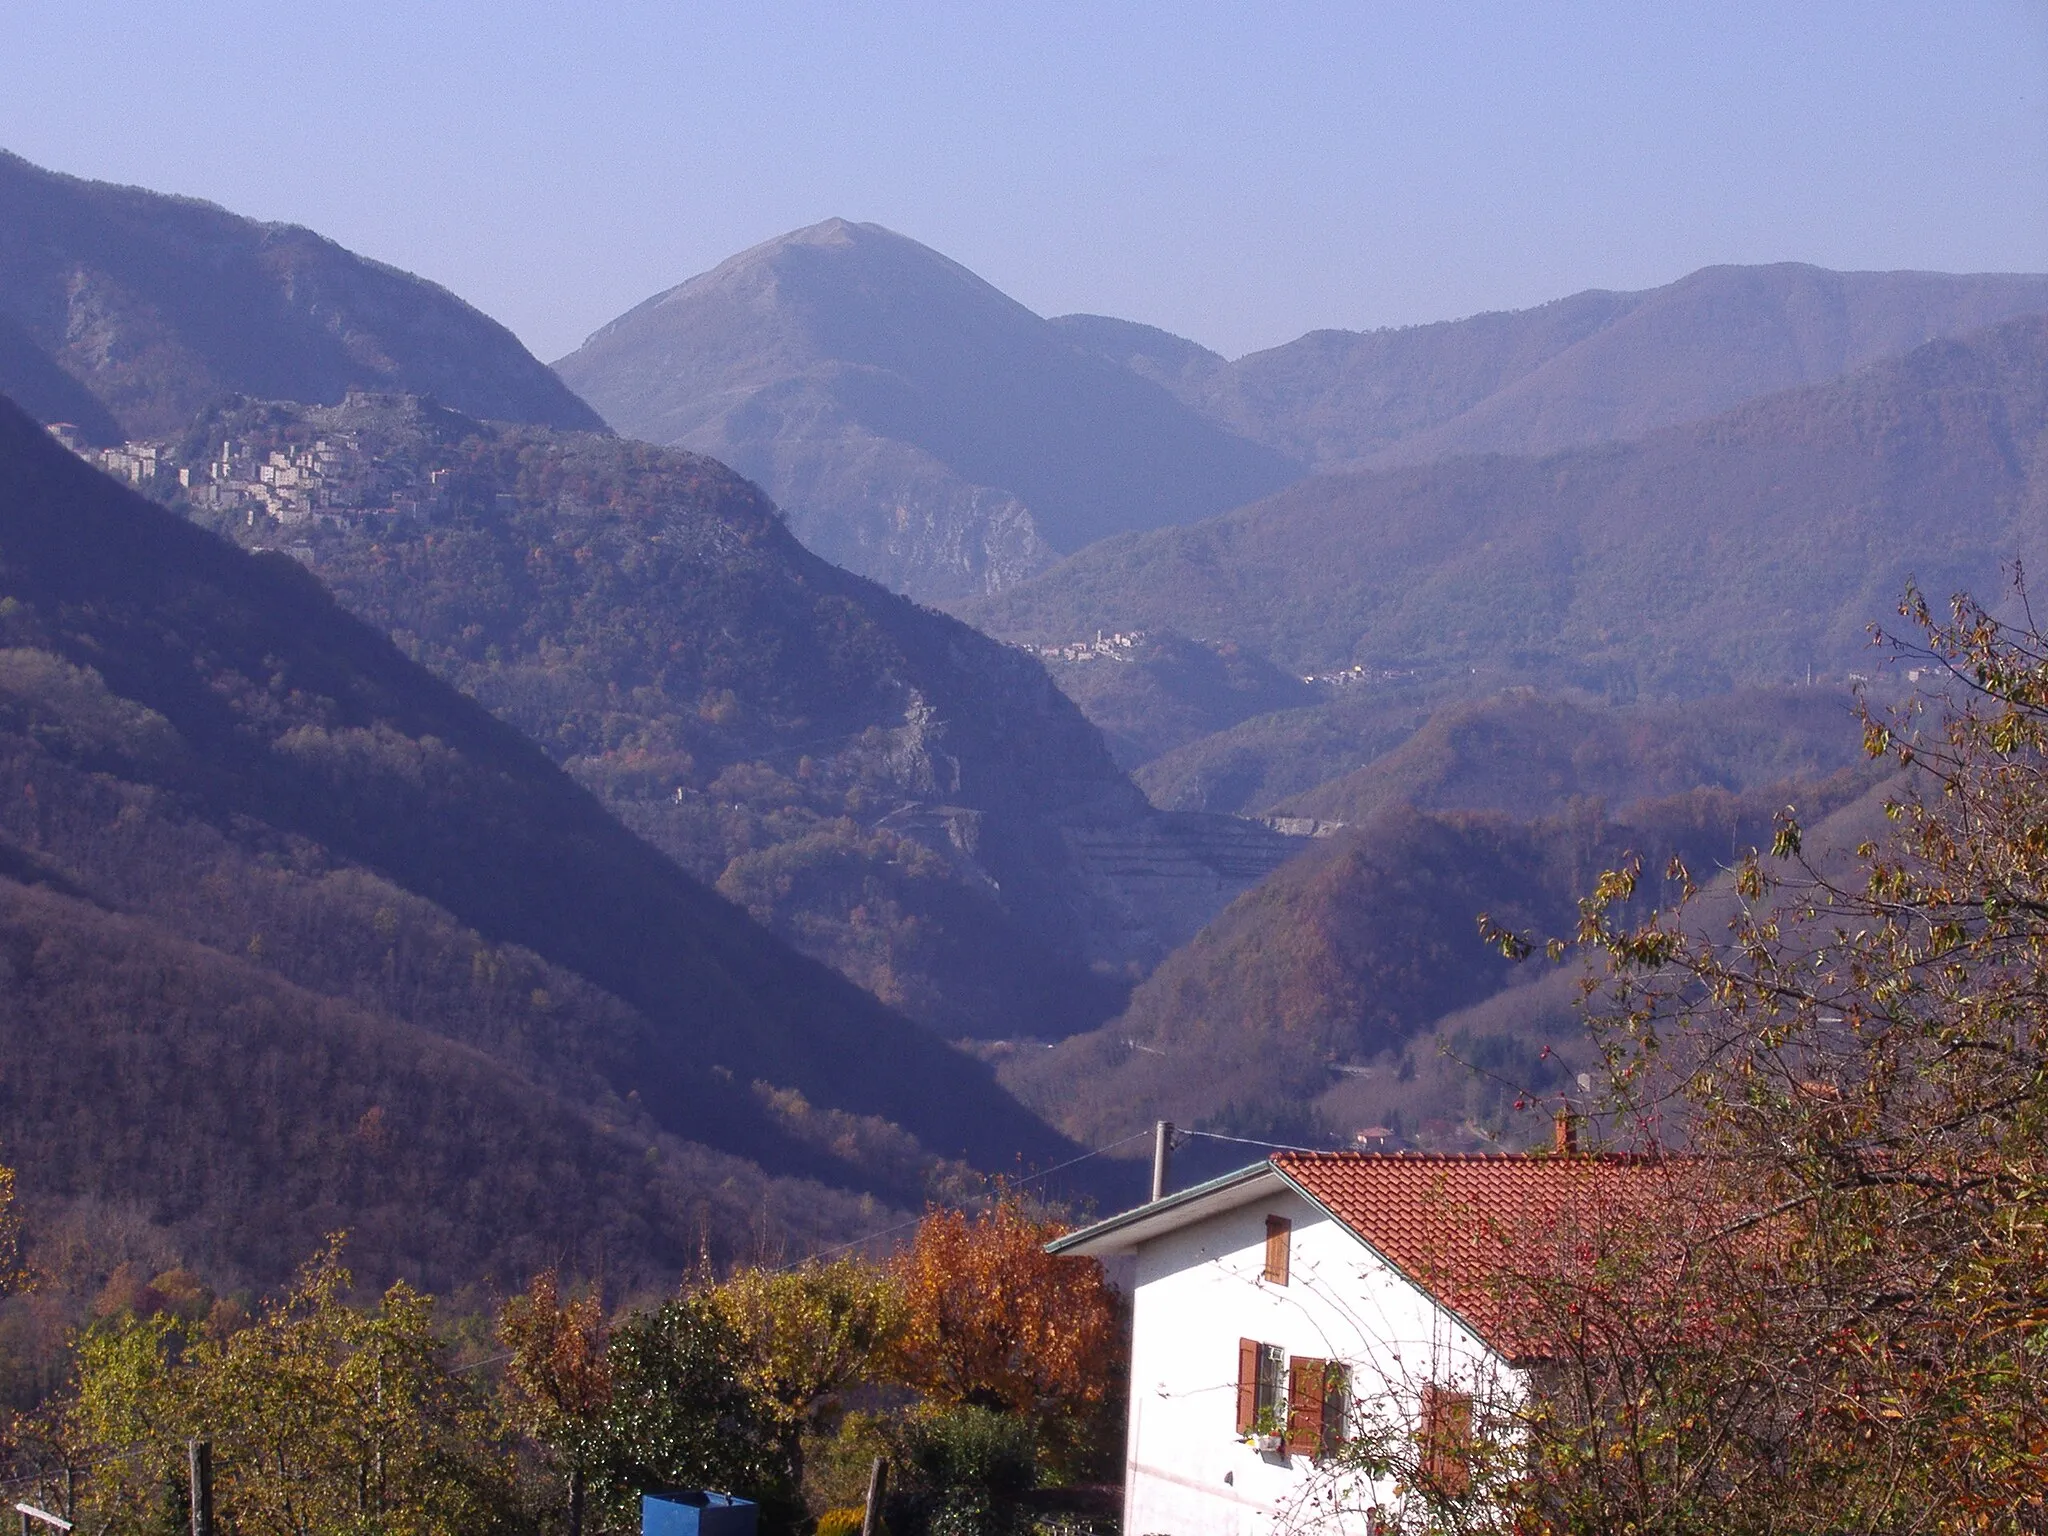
[43,420,441,528]
[1024,629,1150,664]
[43,423,166,487]
[1298,663,1421,689]
[180,432,406,525]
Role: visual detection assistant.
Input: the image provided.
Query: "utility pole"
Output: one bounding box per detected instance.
[1151,1120,1175,1202]
[188,1440,213,1536]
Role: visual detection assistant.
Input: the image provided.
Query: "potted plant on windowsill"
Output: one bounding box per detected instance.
[1245,1406,1286,1454]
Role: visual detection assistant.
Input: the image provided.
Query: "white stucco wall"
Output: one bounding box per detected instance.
[1120,1187,1511,1536]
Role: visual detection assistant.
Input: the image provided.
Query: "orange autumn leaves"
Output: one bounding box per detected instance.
[893,1200,1119,1428]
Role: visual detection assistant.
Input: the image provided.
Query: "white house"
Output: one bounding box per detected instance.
[1050,1143,1664,1536]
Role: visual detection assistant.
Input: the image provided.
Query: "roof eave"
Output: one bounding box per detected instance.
[1046,1161,1280,1257]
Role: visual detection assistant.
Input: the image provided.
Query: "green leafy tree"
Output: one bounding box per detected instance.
[703,1260,903,1493]
[65,1239,519,1536]
[589,1296,797,1535]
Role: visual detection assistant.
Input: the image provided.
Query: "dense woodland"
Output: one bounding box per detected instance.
[0,397,1108,1307]
[170,394,1144,1042]
[0,1186,1125,1536]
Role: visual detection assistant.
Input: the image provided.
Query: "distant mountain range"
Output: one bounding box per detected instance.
[1057,263,2048,471]
[967,313,2048,697]
[5,149,2047,1269]
[0,394,1079,1286]
[558,222,2048,604]
[0,150,602,440]
[555,219,1299,598]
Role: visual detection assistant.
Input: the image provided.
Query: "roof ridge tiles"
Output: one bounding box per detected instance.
[1271,1149,1660,1164]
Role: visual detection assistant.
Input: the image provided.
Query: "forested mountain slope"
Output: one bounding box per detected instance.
[1056,264,2048,472]
[0,394,1077,1283]
[553,219,1298,599]
[0,150,602,439]
[0,312,122,446]
[1001,768,1879,1155]
[1266,687,1866,823]
[1132,683,1866,819]
[165,394,1300,1033]
[968,315,2048,697]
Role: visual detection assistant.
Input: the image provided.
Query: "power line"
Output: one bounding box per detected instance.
[1175,1128,1327,1155]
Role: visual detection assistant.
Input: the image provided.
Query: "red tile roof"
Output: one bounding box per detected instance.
[1273,1150,1684,1361]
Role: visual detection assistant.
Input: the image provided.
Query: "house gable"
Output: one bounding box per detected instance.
[1118,1184,1504,1536]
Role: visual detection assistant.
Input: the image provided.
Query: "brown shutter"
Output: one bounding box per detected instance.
[1264,1215,1292,1284]
[1287,1357,1326,1456]
[1236,1338,1260,1433]
[1418,1385,1473,1493]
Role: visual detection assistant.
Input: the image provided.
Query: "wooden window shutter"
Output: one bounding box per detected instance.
[1264,1215,1291,1284]
[1286,1356,1326,1456]
[1235,1338,1260,1434]
[1418,1384,1473,1493]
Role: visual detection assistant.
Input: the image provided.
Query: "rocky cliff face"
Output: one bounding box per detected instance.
[553,219,1299,600]
[0,150,603,439]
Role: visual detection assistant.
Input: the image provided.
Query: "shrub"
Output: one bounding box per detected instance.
[889,1406,1037,1536]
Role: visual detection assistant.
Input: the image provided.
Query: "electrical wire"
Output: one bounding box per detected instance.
[1174,1128,1327,1155]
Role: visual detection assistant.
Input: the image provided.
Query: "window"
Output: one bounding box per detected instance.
[1322,1362,1352,1450]
[1235,1339,1288,1435]
[1417,1384,1474,1493]
[1263,1215,1292,1284]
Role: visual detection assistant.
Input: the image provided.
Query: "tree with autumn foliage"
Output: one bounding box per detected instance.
[1374,583,2048,1535]
[892,1195,1122,1480]
[498,1269,612,1536]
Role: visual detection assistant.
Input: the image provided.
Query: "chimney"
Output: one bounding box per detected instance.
[1553,1109,1580,1156]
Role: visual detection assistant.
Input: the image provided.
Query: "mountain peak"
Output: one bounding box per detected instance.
[556,226,1300,597]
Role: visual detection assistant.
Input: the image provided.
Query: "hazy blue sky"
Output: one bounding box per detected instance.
[5,2,2044,361]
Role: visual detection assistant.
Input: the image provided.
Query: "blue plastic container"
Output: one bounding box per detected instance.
[642,1489,759,1536]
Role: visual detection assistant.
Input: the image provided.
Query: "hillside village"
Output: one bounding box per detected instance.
[45,392,440,532]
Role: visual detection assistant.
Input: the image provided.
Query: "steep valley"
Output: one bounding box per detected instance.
[0,394,1097,1291]
[148,393,1313,1038]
